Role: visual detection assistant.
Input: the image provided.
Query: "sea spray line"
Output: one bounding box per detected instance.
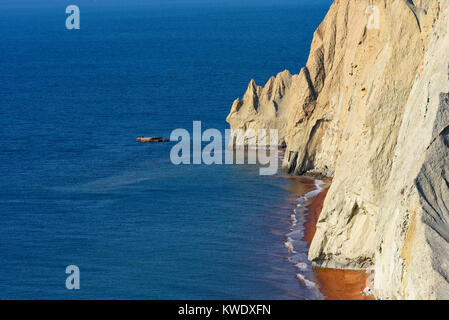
[296,180,325,206]
[296,273,316,290]
[295,262,308,272]
[284,180,325,294]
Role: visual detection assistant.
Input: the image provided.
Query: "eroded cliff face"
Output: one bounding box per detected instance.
[226,0,449,299]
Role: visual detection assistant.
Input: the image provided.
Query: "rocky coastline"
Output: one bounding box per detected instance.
[227,0,449,299]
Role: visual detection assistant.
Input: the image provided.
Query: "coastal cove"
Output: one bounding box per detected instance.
[286,176,373,300]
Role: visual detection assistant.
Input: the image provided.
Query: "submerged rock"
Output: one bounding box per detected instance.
[136,137,169,143]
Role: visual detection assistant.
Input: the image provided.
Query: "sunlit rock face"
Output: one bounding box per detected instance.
[227,0,449,299]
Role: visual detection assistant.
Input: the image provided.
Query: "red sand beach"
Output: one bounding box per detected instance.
[288,176,375,300]
[306,181,374,300]
[313,268,374,300]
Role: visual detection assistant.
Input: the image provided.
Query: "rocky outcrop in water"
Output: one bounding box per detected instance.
[227,0,449,299]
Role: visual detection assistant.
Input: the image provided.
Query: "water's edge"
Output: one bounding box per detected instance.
[286,176,374,300]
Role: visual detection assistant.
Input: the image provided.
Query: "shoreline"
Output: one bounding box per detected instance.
[302,178,331,249]
[304,180,374,300]
[287,176,374,300]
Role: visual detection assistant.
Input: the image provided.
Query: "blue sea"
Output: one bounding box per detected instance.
[0,0,331,299]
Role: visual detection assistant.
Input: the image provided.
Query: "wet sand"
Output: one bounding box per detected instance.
[285,176,318,197]
[303,181,330,249]
[313,268,375,300]
[297,177,375,300]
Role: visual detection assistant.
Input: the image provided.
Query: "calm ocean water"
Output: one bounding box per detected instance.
[0,0,331,299]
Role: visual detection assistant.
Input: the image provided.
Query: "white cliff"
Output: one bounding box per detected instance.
[226,0,449,299]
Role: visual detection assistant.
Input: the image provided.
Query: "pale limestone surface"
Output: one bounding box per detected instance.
[226,0,448,299]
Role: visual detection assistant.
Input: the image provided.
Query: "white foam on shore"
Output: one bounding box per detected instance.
[284,237,297,254]
[287,229,303,239]
[284,179,326,293]
[296,273,316,289]
[291,213,297,228]
[285,179,324,256]
[295,262,308,271]
[288,253,308,264]
[296,180,325,206]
